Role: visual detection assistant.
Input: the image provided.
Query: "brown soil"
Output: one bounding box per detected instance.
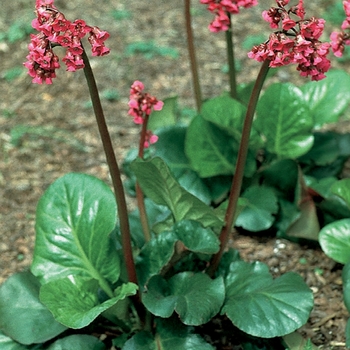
[0,0,349,348]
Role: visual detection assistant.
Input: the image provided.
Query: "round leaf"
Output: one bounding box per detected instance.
[47,334,106,350]
[201,95,262,150]
[319,219,350,264]
[123,318,215,350]
[0,272,66,345]
[142,272,225,325]
[256,83,313,158]
[185,115,256,178]
[0,331,28,350]
[331,178,350,209]
[40,275,138,329]
[136,231,177,287]
[235,185,278,231]
[31,173,119,284]
[222,261,313,338]
[300,69,350,128]
[173,220,220,255]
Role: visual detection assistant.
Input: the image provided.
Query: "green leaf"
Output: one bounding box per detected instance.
[222,261,313,338]
[154,126,211,204]
[342,262,350,311]
[142,272,225,325]
[123,318,214,349]
[282,332,318,350]
[201,95,262,150]
[128,198,171,248]
[256,83,313,158]
[173,220,220,255]
[0,272,66,345]
[319,219,350,264]
[40,275,137,329]
[123,331,155,350]
[31,173,119,285]
[136,231,177,287]
[148,97,177,131]
[300,69,350,128]
[259,159,299,201]
[185,114,256,177]
[137,220,220,286]
[286,198,320,241]
[201,96,246,137]
[47,334,106,350]
[0,330,31,350]
[130,157,222,227]
[235,185,278,231]
[331,178,350,209]
[298,132,341,166]
[155,317,214,350]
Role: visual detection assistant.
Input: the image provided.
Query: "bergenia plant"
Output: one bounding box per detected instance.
[1,0,350,348]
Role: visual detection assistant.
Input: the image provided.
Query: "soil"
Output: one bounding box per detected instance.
[0,0,349,348]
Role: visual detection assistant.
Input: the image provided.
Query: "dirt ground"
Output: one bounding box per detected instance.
[0,0,349,348]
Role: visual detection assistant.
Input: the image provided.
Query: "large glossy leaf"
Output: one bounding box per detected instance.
[0,272,66,345]
[131,157,222,227]
[298,132,341,166]
[154,126,211,204]
[47,334,106,350]
[185,114,256,178]
[222,261,313,338]
[0,330,31,350]
[137,220,220,286]
[136,231,177,287]
[256,83,313,158]
[173,220,220,254]
[319,219,350,264]
[123,318,214,350]
[300,69,350,128]
[235,185,278,231]
[40,275,137,329]
[142,272,225,325]
[148,96,177,131]
[331,178,350,209]
[31,173,119,285]
[201,95,262,150]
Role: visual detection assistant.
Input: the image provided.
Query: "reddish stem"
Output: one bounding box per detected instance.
[185,0,202,111]
[136,114,151,242]
[81,49,139,289]
[207,60,270,277]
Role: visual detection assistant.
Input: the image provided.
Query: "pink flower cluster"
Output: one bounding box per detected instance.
[200,0,258,32]
[24,0,110,84]
[330,0,350,57]
[128,81,163,148]
[248,0,331,81]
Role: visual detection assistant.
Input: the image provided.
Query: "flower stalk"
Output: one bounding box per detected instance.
[185,0,202,111]
[225,13,238,99]
[136,114,151,242]
[81,48,139,289]
[207,59,270,277]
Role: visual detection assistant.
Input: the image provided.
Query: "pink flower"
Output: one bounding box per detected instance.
[200,0,258,32]
[128,81,163,147]
[24,0,110,84]
[248,0,331,80]
[144,131,159,148]
[330,0,350,57]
